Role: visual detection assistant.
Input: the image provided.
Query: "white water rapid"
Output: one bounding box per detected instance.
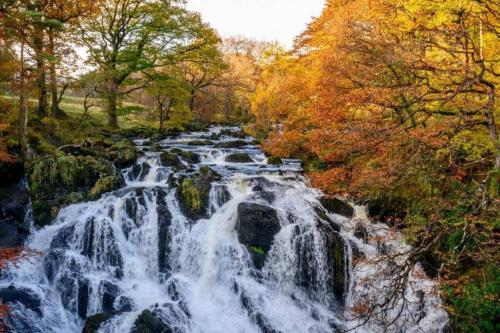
[0,127,448,333]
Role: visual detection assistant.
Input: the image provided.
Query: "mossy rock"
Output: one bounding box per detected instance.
[267,156,283,165]
[111,149,139,168]
[215,140,248,149]
[82,313,114,333]
[132,310,171,333]
[104,139,139,168]
[187,140,213,146]
[320,197,354,218]
[177,167,221,220]
[89,175,126,200]
[30,155,115,194]
[174,150,201,164]
[160,152,185,170]
[225,153,254,163]
[29,155,120,226]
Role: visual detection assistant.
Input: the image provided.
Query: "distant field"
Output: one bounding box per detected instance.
[2,94,156,129]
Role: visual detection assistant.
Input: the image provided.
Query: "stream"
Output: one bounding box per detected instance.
[0,127,448,332]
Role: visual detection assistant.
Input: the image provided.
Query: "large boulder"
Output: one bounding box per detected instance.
[29,155,123,226]
[235,203,281,269]
[0,286,42,316]
[82,313,114,333]
[171,149,201,164]
[108,139,140,168]
[89,175,126,200]
[177,167,221,220]
[323,231,347,301]
[131,309,172,333]
[320,197,354,218]
[130,162,152,182]
[225,153,254,163]
[159,152,185,171]
[0,178,31,247]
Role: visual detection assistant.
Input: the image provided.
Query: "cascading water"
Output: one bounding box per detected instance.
[0,127,448,333]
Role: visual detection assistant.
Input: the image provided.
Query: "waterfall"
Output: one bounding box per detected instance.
[0,127,448,333]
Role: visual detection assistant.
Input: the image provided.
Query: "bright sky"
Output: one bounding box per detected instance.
[186,0,326,48]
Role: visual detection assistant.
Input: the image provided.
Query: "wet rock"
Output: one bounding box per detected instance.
[80,218,124,279]
[240,291,282,333]
[186,140,213,146]
[0,178,31,247]
[29,155,120,226]
[292,226,321,293]
[0,221,29,248]
[0,160,24,187]
[109,140,140,168]
[314,207,341,232]
[213,184,231,207]
[349,241,366,263]
[131,162,151,181]
[323,231,347,302]
[354,222,369,242]
[51,225,76,249]
[267,156,283,165]
[320,197,354,218]
[44,249,66,283]
[78,278,91,319]
[82,313,114,333]
[414,290,426,323]
[159,152,185,171]
[99,281,120,314]
[0,285,42,316]
[236,203,281,269]
[89,175,126,200]
[116,296,134,312]
[174,150,201,164]
[131,309,172,333]
[177,167,221,220]
[156,189,172,274]
[215,140,248,149]
[225,153,254,163]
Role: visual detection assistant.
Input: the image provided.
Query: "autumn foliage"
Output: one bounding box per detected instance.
[252,0,499,331]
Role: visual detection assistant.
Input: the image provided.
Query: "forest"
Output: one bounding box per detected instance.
[0,0,498,333]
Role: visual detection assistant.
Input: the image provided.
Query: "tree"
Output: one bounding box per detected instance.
[145,67,190,132]
[79,0,219,128]
[44,1,99,116]
[253,0,499,330]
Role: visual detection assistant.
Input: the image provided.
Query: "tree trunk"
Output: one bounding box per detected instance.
[486,88,499,168]
[189,89,196,113]
[159,98,173,132]
[106,80,119,128]
[33,25,48,118]
[48,28,59,117]
[18,37,27,160]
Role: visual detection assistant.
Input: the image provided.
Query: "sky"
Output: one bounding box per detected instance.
[186,0,326,48]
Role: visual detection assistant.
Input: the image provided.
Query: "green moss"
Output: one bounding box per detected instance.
[160,152,184,170]
[250,246,266,255]
[29,155,118,226]
[68,192,86,204]
[267,156,283,165]
[187,140,213,146]
[332,236,345,298]
[89,175,125,200]
[179,178,202,213]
